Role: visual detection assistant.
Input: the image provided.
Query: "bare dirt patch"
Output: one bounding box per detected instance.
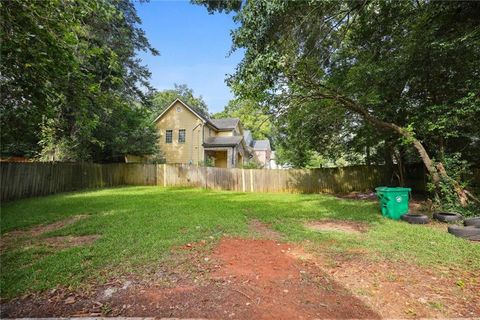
[0,215,89,251]
[43,235,100,248]
[2,231,478,319]
[336,191,377,201]
[304,219,368,234]
[302,249,480,318]
[1,237,379,319]
[248,219,281,240]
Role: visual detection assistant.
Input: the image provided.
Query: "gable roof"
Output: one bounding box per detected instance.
[252,140,271,151]
[153,98,241,132]
[203,136,243,147]
[153,98,213,126]
[210,118,240,130]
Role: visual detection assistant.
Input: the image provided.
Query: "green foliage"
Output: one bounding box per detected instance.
[192,0,242,14]
[1,0,159,161]
[150,84,209,119]
[241,159,261,169]
[427,153,478,217]
[1,187,479,297]
[146,152,166,164]
[197,0,480,208]
[199,157,215,167]
[213,98,272,140]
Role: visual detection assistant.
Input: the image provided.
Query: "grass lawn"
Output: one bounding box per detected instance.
[1,186,479,299]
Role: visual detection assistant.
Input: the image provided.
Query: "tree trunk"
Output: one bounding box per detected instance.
[365,144,371,166]
[384,140,395,185]
[329,94,469,206]
[394,148,405,187]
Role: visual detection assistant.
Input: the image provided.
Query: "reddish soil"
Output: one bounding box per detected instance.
[43,235,100,248]
[304,220,368,234]
[248,219,281,240]
[1,237,379,319]
[0,215,88,251]
[314,251,480,318]
[2,220,478,319]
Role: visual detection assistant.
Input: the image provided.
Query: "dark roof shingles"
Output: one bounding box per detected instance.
[203,136,243,147]
[252,140,271,150]
[210,118,240,130]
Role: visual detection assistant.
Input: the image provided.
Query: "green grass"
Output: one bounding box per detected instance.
[1,186,479,298]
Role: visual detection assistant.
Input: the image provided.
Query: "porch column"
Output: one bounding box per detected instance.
[227,147,233,168]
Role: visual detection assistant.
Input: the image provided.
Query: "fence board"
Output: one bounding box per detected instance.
[1,162,435,202]
[0,162,158,201]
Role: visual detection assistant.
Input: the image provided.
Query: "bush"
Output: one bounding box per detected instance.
[242,160,262,169]
[428,153,478,217]
[199,157,215,167]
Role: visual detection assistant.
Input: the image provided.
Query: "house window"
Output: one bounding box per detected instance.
[165,130,173,143]
[178,129,186,143]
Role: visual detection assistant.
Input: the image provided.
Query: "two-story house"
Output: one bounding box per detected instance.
[153,99,251,168]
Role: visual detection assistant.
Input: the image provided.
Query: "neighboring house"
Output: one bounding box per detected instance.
[243,130,273,169]
[153,99,250,168]
[252,140,272,169]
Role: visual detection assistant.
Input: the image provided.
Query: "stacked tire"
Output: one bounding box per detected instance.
[448,225,480,241]
[464,217,480,227]
[431,212,480,241]
[399,211,480,241]
[432,212,463,223]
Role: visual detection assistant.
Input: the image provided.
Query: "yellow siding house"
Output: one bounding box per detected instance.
[153,99,251,168]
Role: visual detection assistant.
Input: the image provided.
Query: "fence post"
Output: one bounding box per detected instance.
[163,164,167,187]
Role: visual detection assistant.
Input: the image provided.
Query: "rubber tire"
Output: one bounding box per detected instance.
[448,225,480,241]
[464,217,480,227]
[400,214,429,224]
[433,212,463,223]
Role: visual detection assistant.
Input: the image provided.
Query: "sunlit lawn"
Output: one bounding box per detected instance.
[1,186,479,298]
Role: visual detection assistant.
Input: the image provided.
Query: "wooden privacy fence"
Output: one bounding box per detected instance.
[1,162,394,202]
[0,162,157,202]
[157,164,389,194]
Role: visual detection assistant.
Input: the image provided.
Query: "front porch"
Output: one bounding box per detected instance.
[205,147,244,168]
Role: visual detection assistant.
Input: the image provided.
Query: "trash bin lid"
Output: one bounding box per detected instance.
[375,186,411,192]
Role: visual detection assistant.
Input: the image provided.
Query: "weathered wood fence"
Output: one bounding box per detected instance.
[157,164,390,194]
[0,163,156,202]
[0,162,419,202]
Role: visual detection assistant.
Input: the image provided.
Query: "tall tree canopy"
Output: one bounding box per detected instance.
[196,0,480,207]
[213,98,272,140]
[1,0,159,162]
[150,84,209,119]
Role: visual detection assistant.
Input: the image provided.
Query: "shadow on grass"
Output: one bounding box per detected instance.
[1,186,480,301]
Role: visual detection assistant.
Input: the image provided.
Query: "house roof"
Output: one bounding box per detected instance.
[203,136,243,147]
[153,98,212,125]
[210,118,240,130]
[252,140,271,150]
[153,99,241,132]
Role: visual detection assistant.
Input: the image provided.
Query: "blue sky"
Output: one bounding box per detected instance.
[134,1,243,113]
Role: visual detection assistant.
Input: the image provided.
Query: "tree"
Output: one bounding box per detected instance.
[213,98,272,139]
[196,0,480,207]
[1,0,159,161]
[150,84,209,119]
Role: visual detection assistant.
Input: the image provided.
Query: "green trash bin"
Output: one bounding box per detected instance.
[375,187,411,220]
